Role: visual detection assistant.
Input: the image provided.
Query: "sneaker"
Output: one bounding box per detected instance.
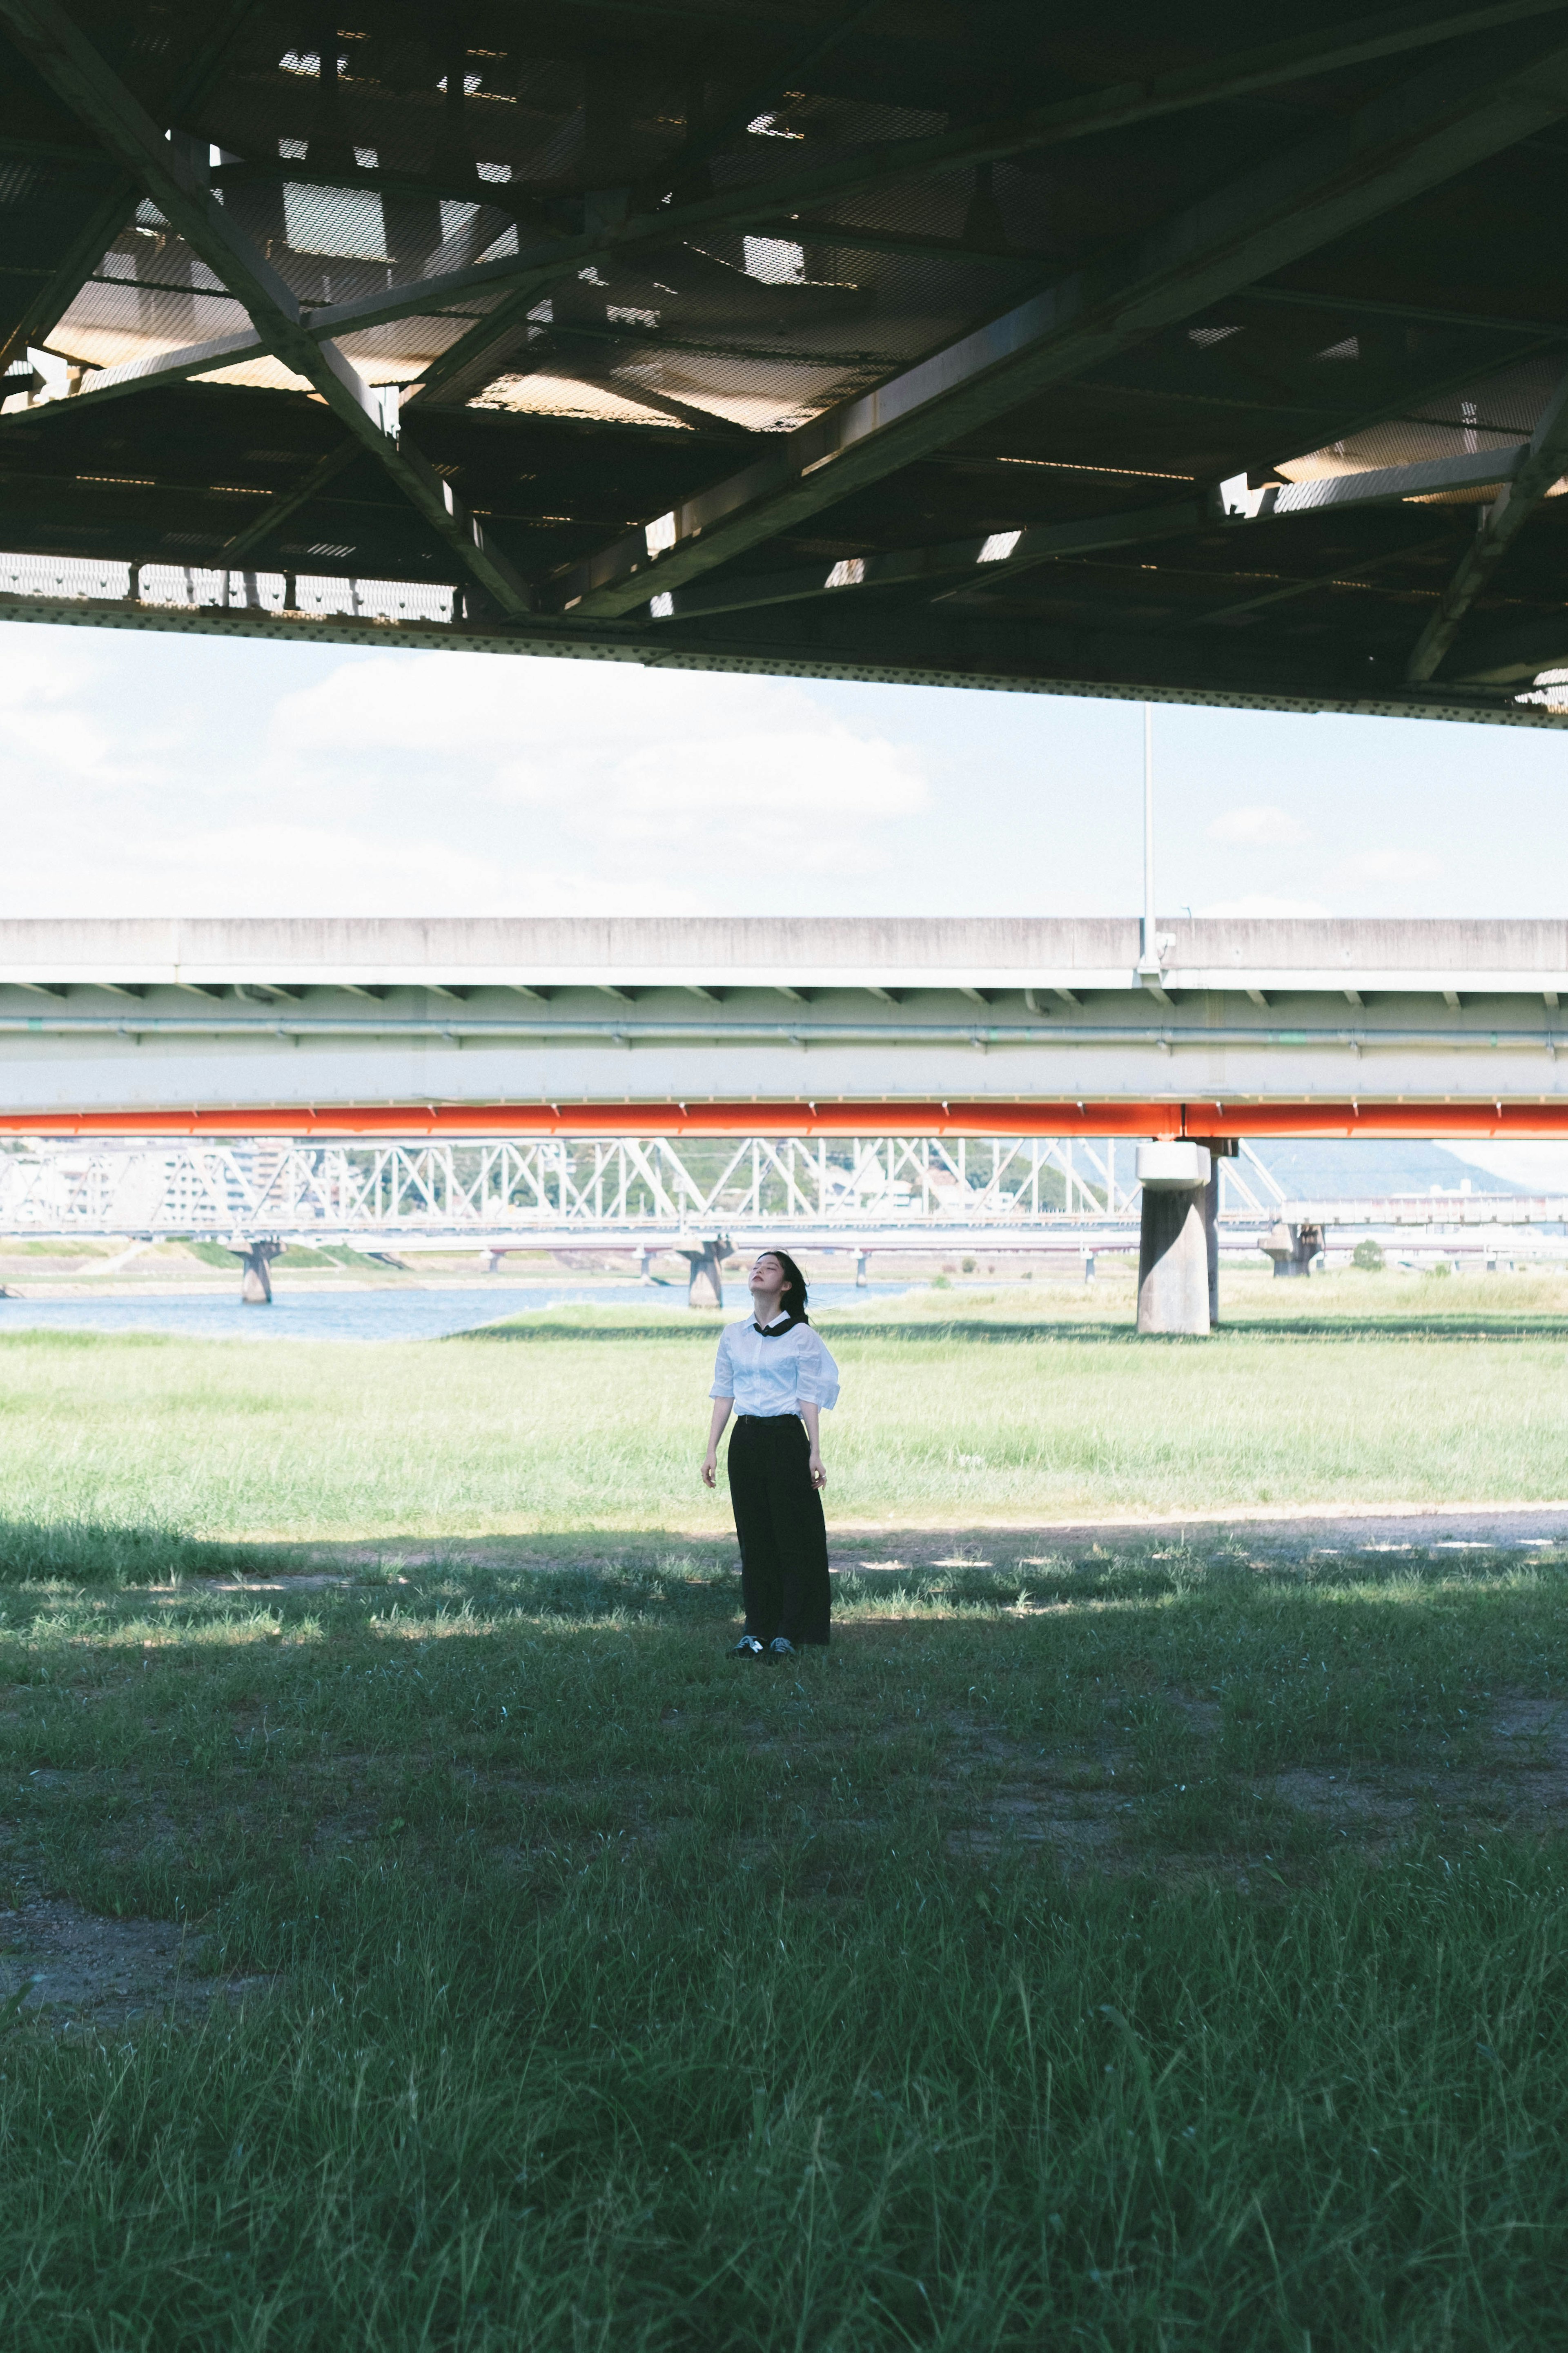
[768,1637,797,1659]
[729,1635,765,1657]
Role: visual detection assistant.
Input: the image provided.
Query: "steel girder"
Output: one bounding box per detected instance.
[6,6,1568,711]
[637,446,1544,626]
[1407,359,1568,678]
[3,567,1566,725]
[2,1102,1568,1142]
[0,0,533,617]
[17,7,1560,417]
[554,29,1568,618]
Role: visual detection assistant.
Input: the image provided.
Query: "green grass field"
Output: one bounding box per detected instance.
[2,1267,1568,1553]
[0,1279,1566,2349]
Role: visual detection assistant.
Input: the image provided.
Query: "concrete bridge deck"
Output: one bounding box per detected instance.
[0,917,1567,1133]
[5,913,1568,996]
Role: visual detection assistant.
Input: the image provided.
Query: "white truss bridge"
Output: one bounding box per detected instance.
[0,1134,1289,1250]
[1,1140,1559,1286]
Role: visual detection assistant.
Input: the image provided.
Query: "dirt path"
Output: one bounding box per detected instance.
[0,1902,273,2028]
[824,1500,1568,1566]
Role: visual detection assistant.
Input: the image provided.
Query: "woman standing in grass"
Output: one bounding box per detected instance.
[701,1248,840,1657]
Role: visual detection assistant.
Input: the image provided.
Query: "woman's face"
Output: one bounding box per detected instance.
[749,1253,788,1308]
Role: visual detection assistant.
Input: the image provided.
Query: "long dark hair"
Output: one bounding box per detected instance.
[764,1248,810,1323]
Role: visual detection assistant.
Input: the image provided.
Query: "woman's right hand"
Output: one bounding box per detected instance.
[701,1451,718,1488]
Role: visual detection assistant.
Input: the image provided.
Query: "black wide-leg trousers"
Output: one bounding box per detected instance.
[726,1414,831,1646]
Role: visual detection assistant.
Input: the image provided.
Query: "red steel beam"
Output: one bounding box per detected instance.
[2,1099,1568,1139]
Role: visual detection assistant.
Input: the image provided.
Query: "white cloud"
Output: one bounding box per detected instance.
[1196,893,1329,917]
[0,634,168,788]
[1205,803,1311,847]
[266,652,926,872]
[606,727,922,865]
[0,643,929,914]
[97,825,694,917]
[1337,847,1442,887]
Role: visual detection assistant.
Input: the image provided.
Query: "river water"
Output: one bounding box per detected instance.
[0,1280,913,1343]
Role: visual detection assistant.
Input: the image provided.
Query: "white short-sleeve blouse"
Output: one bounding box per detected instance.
[710,1314,840,1418]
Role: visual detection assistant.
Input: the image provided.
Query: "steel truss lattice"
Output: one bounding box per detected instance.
[0,1135,1288,1242]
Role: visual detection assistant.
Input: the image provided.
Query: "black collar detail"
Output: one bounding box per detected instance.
[753,1313,801,1337]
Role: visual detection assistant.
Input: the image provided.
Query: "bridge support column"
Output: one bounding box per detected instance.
[232,1238,284,1304]
[1263,1221,1323,1278]
[1185,1137,1237,1324]
[1136,1144,1212,1336]
[1137,1189,1210,1333]
[855,1249,869,1288]
[678,1237,729,1310]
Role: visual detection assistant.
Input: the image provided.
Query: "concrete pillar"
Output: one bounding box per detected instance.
[1084,1250,1097,1283]
[1262,1221,1322,1278]
[854,1249,869,1288]
[1137,1187,1210,1333]
[234,1239,283,1304]
[637,1247,655,1285]
[1187,1136,1236,1326]
[679,1240,728,1309]
[1287,1225,1321,1276]
[1135,1142,1212,1336]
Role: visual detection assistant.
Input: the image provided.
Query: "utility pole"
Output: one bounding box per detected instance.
[1138,701,1160,976]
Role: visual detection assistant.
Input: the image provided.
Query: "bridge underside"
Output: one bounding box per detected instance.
[3,1103,1567,1141]
[3,918,1568,1137]
[8,4,1568,717]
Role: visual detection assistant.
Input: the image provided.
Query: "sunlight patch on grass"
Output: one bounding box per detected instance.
[1,1296,1568,1547]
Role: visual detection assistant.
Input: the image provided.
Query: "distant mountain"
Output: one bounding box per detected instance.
[1241,1140,1531,1199]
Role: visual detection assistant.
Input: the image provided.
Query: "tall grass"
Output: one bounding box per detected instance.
[8,1842,1566,2349]
[0,1550,1564,2349]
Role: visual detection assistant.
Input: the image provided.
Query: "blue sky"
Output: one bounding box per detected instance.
[9,618,1568,924]
[8,616,1568,1184]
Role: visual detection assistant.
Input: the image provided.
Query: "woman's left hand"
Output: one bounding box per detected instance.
[808,1451,826,1490]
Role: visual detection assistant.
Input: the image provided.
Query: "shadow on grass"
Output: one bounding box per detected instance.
[0,1521,315,1588]
[1221,1316,1568,1340]
[453,1320,725,1343]
[454,1316,1153,1347]
[4,1515,1559,1610]
[821,1543,1568,1617]
[454,1314,1568,1346]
